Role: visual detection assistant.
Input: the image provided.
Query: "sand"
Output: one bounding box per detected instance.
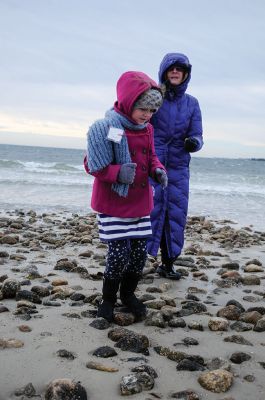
[1,209,265,400]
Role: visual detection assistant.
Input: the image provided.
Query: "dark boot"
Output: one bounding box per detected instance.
[120,273,147,320]
[97,278,120,322]
[157,264,181,280]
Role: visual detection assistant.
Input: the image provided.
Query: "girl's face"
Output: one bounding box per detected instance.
[131,108,155,124]
[166,66,185,86]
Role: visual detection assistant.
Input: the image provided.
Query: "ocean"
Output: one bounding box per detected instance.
[0,144,264,231]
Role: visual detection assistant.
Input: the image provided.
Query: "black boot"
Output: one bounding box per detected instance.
[97,278,120,322]
[156,264,181,280]
[120,273,147,320]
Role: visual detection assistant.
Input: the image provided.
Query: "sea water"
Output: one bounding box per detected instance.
[0,144,264,231]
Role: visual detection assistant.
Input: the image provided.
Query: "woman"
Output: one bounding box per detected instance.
[148,52,203,279]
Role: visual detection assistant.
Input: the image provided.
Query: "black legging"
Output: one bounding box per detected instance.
[105,238,147,279]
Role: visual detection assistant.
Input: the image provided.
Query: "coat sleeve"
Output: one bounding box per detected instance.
[148,125,166,178]
[84,154,120,183]
[187,97,203,152]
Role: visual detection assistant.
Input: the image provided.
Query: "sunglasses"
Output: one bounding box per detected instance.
[167,65,187,73]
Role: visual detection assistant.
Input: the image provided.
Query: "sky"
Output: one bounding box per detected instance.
[0,0,264,158]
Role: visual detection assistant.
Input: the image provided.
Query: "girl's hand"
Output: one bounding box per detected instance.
[155,168,168,188]
[118,163,137,184]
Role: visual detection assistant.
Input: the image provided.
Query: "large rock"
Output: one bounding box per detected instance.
[45,379,87,400]
[208,318,229,331]
[2,279,20,298]
[217,305,241,320]
[198,369,233,393]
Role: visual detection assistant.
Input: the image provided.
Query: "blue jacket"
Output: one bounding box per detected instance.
[147,53,203,258]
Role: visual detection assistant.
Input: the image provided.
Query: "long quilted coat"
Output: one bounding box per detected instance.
[147,53,203,258]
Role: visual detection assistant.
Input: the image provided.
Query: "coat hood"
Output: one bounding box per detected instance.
[114,71,160,119]
[158,53,192,96]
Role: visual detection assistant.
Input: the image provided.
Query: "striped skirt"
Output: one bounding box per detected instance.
[97,213,152,242]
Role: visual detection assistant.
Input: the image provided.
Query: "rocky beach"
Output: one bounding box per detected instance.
[1,209,265,400]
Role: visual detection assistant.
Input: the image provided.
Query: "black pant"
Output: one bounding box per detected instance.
[160,226,177,268]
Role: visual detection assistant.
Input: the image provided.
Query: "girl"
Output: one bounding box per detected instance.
[147,53,203,279]
[85,71,167,322]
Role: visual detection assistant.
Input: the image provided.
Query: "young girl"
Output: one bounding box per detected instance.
[148,53,203,279]
[85,71,167,322]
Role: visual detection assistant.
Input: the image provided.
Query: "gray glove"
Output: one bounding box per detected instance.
[118,163,137,184]
[155,168,168,188]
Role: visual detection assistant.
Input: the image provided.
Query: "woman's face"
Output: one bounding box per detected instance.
[166,66,185,86]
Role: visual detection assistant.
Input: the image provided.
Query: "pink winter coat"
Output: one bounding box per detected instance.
[84,71,165,218]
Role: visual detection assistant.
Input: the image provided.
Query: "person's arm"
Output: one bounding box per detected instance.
[184,98,203,152]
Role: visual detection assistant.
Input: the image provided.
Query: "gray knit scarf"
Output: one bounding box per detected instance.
[87,108,148,197]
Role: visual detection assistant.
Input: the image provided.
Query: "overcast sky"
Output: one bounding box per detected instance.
[0,0,264,157]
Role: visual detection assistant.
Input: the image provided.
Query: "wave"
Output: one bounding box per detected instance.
[0,159,83,173]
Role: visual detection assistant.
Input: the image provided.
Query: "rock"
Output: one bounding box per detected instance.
[145,311,166,328]
[168,317,186,328]
[221,262,239,270]
[170,389,200,399]
[54,259,76,272]
[182,337,199,346]
[206,357,231,371]
[93,346,117,358]
[208,318,229,331]
[144,299,166,309]
[217,305,242,320]
[79,250,93,258]
[198,369,233,393]
[187,287,207,294]
[243,264,263,272]
[113,311,135,326]
[86,361,118,372]
[223,335,253,346]
[16,290,42,304]
[108,327,149,354]
[120,372,154,395]
[31,286,50,297]
[43,300,61,307]
[70,293,85,301]
[247,306,265,315]
[243,374,255,382]
[239,311,262,324]
[187,321,204,331]
[138,293,156,302]
[160,295,176,307]
[182,301,207,314]
[135,371,155,390]
[44,379,87,400]
[226,299,245,312]
[56,349,76,360]
[131,364,158,378]
[253,317,265,332]
[0,305,9,313]
[14,382,36,397]
[18,325,32,332]
[246,259,262,266]
[230,352,251,364]
[242,275,261,285]
[0,235,19,245]
[120,374,142,395]
[0,338,24,349]
[177,359,205,371]
[52,278,68,286]
[2,278,21,298]
[89,318,110,330]
[230,321,252,332]
[146,286,163,293]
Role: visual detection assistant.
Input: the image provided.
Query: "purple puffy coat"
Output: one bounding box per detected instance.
[147,53,203,258]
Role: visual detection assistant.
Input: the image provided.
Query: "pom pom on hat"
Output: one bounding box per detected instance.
[133,89,163,112]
